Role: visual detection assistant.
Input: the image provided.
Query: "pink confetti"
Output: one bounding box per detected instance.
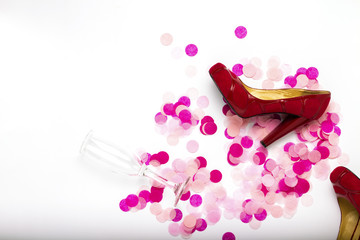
[190,194,202,207]
[185,44,198,57]
[223,232,236,240]
[234,26,247,39]
[232,64,243,76]
[210,170,222,183]
[187,140,199,153]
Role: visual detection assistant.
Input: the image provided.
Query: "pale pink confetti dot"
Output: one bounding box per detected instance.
[222,232,236,240]
[183,214,197,229]
[232,64,243,76]
[328,133,339,145]
[156,212,168,223]
[296,74,309,88]
[197,96,209,108]
[243,63,257,78]
[250,57,262,67]
[167,134,179,146]
[193,108,205,120]
[308,150,321,163]
[168,223,180,237]
[185,44,198,57]
[267,56,281,68]
[186,140,199,153]
[185,65,197,77]
[171,47,183,59]
[270,205,283,218]
[249,219,262,230]
[185,161,199,176]
[224,210,236,220]
[265,191,276,205]
[252,68,263,80]
[150,202,163,215]
[267,67,283,81]
[191,179,206,193]
[235,26,247,39]
[172,159,187,172]
[301,194,314,207]
[285,176,298,187]
[264,158,277,172]
[328,145,341,159]
[160,33,173,46]
[281,64,292,75]
[262,79,274,89]
[284,195,298,211]
[337,153,350,165]
[186,87,199,99]
[261,174,275,187]
[206,210,221,224]
[313,160,330,180]
[330,113,340,125]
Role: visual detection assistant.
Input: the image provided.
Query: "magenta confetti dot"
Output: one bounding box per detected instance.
[178,96,191,107]
[185,44,198,57]
[196,156,207,169]
[306,67,319,79]
[294,178,310,196]
[119,199,130,212]
[223,232,236,240]
[190,194,203,207]
[210,170,222,183]
[321,120,334,133]
[150,186,164,203]
[157,151,169,164]
[203,122,217,135]
[229,143,243,157]
[163,103,175,116]
[240,212,253,223]
[180,191,191,201]
[254,208,267,221]
[172,208,183,222]
[125,194,139,207]
[315,146,330,159]
[224,129,235,139]
[232,64,243,76]
[284,142,294,152]
[241,136,253,148]
[179,109,192,122]
[253,152,266,165]
[201,115,214,124]
[284,76,297,88]
[296,67,307,75]
[235,26,247,39]
[155,112,167,124]
[334,126,341,136]
[138,190,151,202]
[196,218,207,231]
[293,161,306,175]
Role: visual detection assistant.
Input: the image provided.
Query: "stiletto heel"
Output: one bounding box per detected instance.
[260,115,310,147]
[330,166,360,240]
[209,63,331,147]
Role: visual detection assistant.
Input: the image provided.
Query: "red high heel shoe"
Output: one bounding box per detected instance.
[209,63,331,147]
[330,166,360,240]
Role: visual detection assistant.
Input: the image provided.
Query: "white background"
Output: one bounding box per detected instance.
[0,0,360,239]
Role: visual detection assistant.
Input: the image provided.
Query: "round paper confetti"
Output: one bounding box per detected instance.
[185,44,198,57]
[187,140,199,153]
[223,232,236,240]
[210,170,222,183]
[235,26,247,39]
[160,33,173,46]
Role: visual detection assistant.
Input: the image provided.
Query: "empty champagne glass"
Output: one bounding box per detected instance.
[79,131,190,206]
